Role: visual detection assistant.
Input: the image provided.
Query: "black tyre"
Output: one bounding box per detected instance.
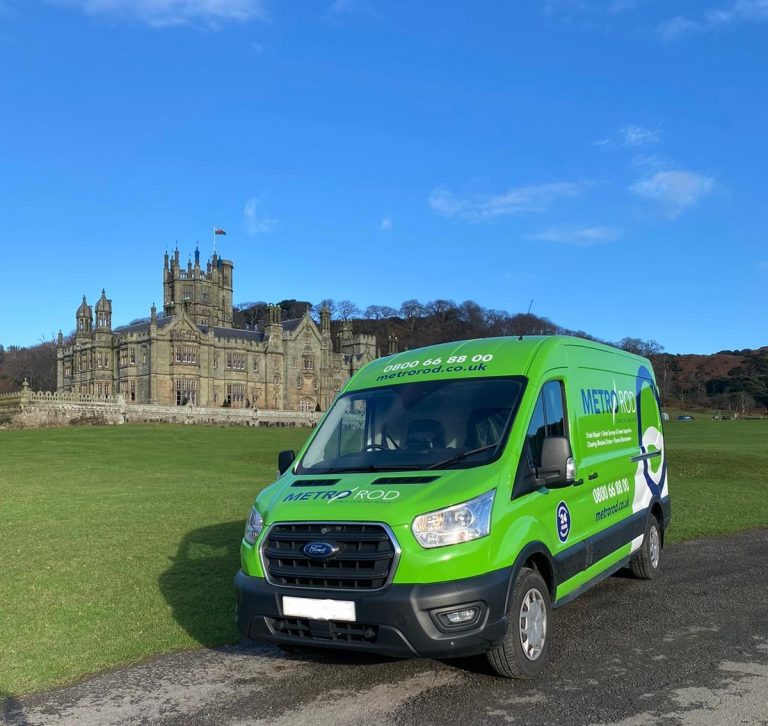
[486,567,552,679]
[630,514,662,580]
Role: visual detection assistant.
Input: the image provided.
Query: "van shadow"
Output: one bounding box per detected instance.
[159,520,245,647]
[1,692,31,726]
[159,521,398,669]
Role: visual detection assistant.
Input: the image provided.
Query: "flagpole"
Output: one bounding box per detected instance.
[212,227,216,256]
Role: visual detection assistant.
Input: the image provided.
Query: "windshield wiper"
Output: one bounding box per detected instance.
[427,443,498,470]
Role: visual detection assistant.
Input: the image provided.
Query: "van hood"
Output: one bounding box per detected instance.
[255,467,502,528]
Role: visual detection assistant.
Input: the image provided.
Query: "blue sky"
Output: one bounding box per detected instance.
[1,0,766,354]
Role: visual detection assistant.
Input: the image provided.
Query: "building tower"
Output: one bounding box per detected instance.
[75,296,93,337]
[94,289,112,331]
[163,247,234,327]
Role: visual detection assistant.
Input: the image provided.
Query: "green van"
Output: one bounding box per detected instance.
[234,335,671,678]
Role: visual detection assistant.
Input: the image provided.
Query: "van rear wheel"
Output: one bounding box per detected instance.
[630,514,662,580]
[487,567,552,679]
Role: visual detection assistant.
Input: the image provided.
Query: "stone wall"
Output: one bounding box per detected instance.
[2,381,320,429]
[123,404,319,427]
[0,390,24,416]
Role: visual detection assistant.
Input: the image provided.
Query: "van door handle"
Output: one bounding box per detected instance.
[631,451,662,463]
[588,472,598,480]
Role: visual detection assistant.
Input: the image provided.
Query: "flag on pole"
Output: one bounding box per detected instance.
[214,228,227,235]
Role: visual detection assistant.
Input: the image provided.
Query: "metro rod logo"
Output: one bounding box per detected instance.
[580,380,636,424]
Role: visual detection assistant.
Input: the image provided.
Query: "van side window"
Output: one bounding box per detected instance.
[513,381,568,498]
[542,381,565,439]
[525,391,546,469]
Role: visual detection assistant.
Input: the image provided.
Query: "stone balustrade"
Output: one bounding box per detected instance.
[0,380,320,429]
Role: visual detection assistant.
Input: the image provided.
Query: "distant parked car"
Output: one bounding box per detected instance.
[677,414,695,421]
[661,412,670,421]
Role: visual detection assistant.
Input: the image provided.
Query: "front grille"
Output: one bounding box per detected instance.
[269,617,379,643]
[262,522,397,590]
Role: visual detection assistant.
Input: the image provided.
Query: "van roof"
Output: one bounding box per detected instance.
[346,335,649,392]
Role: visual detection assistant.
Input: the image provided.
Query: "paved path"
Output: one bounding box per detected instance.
[3,530,768,726]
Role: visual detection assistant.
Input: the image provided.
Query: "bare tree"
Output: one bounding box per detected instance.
[2,341,57,392]
[364,305,385,320]
[616,337,665,357]
[336,300,361,321]
[316,298,337,319]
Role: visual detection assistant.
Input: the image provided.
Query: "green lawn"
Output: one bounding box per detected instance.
[0,425,311,698]
[1,419,766,696]
[662,414,768,541]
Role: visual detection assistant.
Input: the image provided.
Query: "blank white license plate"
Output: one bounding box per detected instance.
[282,596,356,622]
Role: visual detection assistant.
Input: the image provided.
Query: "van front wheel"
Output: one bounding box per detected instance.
[630,514,662,580]
[486,567,552,679]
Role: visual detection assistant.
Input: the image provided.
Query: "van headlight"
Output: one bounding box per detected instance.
[412,490,495,548]
[243,507,264,545]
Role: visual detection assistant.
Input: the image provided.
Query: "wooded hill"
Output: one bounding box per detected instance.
[2,297,765,414]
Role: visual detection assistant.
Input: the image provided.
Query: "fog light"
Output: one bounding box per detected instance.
[433,602,484,631]
[445,608,478,624]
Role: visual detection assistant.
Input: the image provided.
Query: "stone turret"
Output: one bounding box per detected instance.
[94,289,112,331]
[265,304,283,347]
[320,304,331,335]
[76,296,92,336]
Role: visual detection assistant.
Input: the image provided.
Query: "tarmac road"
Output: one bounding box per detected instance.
[3,529,768,726]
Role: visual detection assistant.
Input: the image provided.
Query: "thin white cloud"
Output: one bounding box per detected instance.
[620,125,659,147]
[380,217,393,231]
[326,0,377,18]
[243,197,277,235]
[48,0,268,28]
[631,153,669,172]
[541,0,643,15]
[607,0,640,12]
[657,15,702,41]
[630,170,715,216]
[706,0,768,24]
[429,182,585,222]
[529,226,622,247]
[596,125,660,149]
[658,1,768,40]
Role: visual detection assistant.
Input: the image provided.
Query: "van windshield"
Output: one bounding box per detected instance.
[297,377,526,474]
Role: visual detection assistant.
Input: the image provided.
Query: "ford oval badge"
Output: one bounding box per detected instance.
[303,541,338,559]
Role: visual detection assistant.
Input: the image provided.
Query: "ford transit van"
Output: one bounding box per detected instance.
[234,335,671,678]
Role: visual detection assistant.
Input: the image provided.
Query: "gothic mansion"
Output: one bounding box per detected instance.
[56,248,378,411]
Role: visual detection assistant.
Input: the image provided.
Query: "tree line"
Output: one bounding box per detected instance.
[2,298,765,413]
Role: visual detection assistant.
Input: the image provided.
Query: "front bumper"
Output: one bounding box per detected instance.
[234,567,513,659]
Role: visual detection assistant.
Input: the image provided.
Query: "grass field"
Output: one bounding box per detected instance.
[1,418,766,696]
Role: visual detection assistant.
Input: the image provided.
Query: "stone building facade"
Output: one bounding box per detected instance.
[56,248,378,411]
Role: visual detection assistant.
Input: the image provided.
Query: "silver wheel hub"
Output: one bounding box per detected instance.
[519,587,547,661]
[649,525,660,568]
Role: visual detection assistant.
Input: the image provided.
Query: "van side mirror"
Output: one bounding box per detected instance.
[537,437,574,488]
[277,449,295,475]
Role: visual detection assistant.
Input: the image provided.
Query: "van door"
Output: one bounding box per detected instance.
[513,379,592,577]
[569,366,644,565]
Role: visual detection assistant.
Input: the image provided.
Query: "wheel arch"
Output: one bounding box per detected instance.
[506,541,557,608]
[648,496,667,545]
